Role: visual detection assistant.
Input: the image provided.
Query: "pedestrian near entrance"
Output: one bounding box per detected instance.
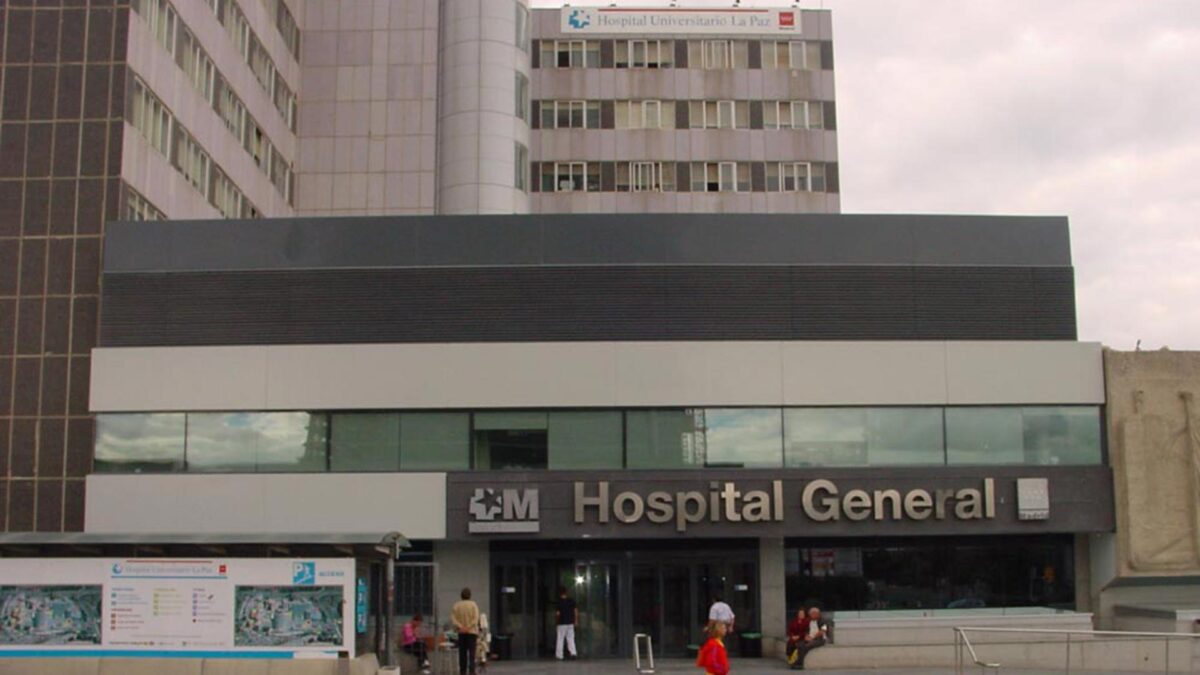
[451,588,481,675]
[708,594,735,632]
[554,586,578,660]
[696,620,730,675]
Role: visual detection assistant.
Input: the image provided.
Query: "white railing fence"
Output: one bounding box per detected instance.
[955,626,1200,674]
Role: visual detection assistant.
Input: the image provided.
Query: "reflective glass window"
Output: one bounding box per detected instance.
[330,413,399,471]
[625,409,703,469]
[703,408,783,468]
[785,408,944,467]
[402,413,470,470]
[548,412,623,469]
[186,412,327,472]
[947,407,1101,466]
[94,414,186,473]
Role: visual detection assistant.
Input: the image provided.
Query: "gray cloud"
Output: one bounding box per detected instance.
[536,0,1200,349]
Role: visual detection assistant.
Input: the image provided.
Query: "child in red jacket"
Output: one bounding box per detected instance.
[696,620,730,675]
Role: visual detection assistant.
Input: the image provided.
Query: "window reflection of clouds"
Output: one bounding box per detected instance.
[94,414,186,469]
[703,408,783,468]
[187,412,326,471]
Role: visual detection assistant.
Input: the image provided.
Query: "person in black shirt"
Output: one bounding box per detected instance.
[554,586,578,660]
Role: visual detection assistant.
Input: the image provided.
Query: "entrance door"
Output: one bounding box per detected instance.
[537,561,620,658]
[494,563,536,659]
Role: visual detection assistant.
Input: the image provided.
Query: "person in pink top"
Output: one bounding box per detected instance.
[401,613,431,673]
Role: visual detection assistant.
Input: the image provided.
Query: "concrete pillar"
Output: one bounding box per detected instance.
[434,540,491,629]
[759,537,787,657]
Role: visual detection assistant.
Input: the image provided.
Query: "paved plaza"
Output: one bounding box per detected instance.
[477,658,1096,674]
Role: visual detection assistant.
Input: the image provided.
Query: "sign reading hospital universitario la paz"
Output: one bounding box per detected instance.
[0,558,355,659]
[561,7,800,35]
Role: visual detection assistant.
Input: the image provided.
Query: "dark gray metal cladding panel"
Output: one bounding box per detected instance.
[99,265,1077,346]
[103,214,1075,272]
[445,466,1115,540]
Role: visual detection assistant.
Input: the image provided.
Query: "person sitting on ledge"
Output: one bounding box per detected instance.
[787,606,828,670]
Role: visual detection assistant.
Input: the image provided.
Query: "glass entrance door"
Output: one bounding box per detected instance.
[536,560,620,658]
[630,558,759,657]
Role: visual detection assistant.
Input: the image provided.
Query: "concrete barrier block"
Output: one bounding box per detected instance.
[99,659,203,675]
[0,659,100,675]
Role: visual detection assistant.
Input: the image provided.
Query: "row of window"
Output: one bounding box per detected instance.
[128,77,260,218]
[535,39,830,71]
[529,161,836,194]
[131,0,294,205]
[124,187,166,222]
[202,0,298,130]
[134,0,297,134]
[264,0,300,61]
[535,99,832,131]
[93,406,1102,474]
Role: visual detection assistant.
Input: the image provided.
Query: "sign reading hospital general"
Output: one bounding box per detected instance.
[447,467,1116,539]
[561,7,800,35]
[0,558,354,659]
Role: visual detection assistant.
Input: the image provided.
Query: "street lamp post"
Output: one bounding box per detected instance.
[376,532,411,668]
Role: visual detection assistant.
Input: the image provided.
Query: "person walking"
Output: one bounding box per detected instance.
[707,594,735,632]
[554,586,578,660]
[696,620,731,675]
[451,587,480,675]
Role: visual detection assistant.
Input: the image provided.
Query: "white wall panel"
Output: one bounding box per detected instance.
[91,341,1105,412]
[85,473,447,539]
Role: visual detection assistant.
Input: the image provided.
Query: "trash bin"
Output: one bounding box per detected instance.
[739,632,763,658]
[492,633,512,661]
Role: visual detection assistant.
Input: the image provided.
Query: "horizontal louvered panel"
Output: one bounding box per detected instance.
[99,265,1077,346]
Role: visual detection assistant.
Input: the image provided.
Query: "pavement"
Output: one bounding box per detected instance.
[476,658,1110,674]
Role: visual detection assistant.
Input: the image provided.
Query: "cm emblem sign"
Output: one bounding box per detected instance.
[468,488,540,534]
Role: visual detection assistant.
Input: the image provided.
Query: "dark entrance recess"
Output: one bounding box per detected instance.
[491,540,759,659]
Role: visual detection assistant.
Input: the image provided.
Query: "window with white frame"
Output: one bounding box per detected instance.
[132,0,177,55]
[764,101,825,130]
[542,100,600,129]
[514,142,528,191]
[616,161,675,192]
[690,162,749,192]
[172,127,211,195]
[176,26,216,104]
[541,162,599,192]
[515,72,529,122]
[688,100,748,129]
[766,162,826,192]
[544,40,601,68]
[274,73,297,132]
[210,167,244,219]
[248,35,276,97]
[614,100,675,129]
[762,40,823,70]
[687,40,749,69]
[515,4,530,52]
[246,118,271,174]
[129,77,172,158]
[125,188,165,221]
[221,0,251,59]
[215,78,246,142]
[270,146,290,201]
[271,0,300,60]
[615,39,674,68]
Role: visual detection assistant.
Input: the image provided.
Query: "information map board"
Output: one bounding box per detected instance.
[0,558,355,659]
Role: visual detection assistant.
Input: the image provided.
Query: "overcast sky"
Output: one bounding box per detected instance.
[534,0,1200,350]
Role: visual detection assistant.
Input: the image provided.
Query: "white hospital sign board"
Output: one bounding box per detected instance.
[561,8,800,35]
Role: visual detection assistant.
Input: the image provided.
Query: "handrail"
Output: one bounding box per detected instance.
[954,628,1001,672]
[953,626,1200,675]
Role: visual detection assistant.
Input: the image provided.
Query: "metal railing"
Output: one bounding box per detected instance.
[954,626,1200,674]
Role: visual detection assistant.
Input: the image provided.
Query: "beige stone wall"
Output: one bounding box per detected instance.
[1105,349,1200,577]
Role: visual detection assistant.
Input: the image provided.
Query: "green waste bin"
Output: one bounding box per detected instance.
[492,633,512,660]
[739,632,762,658]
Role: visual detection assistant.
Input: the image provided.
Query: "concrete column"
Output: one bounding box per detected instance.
[759,537,787,657]
[434,541,491,630]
